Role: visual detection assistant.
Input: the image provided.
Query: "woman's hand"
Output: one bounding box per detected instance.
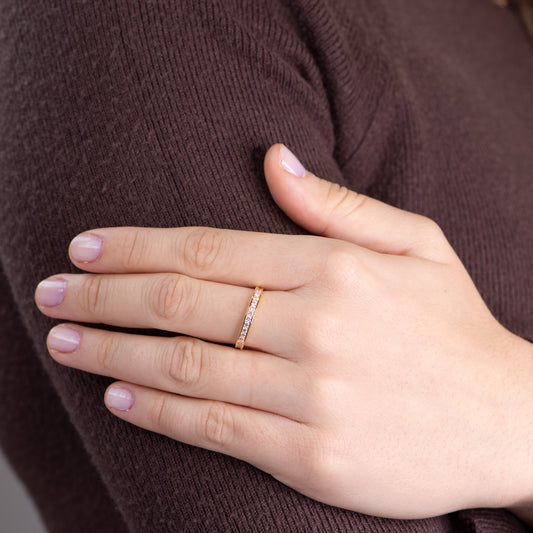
[35,144,533,520]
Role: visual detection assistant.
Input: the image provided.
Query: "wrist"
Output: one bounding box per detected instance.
[491,332,533,516]
[448,326,533,514]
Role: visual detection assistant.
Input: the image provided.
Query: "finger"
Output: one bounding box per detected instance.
[35,274,300,356]
[103,382,310,483]
[264,144,457,263]
[47,324,308,420]
[68,225,329,290]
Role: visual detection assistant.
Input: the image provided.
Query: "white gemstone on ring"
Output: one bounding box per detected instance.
[235,286,263,350]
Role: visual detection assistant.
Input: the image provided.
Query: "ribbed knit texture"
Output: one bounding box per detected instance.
[0,1,532,531]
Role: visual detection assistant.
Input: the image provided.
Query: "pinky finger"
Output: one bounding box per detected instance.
[104,382,308,480]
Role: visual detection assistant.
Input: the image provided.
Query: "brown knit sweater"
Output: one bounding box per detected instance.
[1,1,532,532]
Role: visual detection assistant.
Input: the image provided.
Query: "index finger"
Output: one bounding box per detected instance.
[68,226,332,289]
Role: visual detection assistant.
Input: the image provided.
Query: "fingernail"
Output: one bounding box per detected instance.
[106,387,134,411]
[280,144,306,178]
[70,234,102,262]
[35,279,67,307]
[48,325,81,353]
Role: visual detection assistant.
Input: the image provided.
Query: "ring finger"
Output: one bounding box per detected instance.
[47,325,308,421]
[35,273,301,356]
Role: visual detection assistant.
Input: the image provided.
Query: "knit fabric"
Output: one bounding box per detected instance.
[0,1,532,531]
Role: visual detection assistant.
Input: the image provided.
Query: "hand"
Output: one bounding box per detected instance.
[35,144,533,519]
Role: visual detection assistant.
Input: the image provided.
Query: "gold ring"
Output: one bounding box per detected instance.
[235,287,263,350]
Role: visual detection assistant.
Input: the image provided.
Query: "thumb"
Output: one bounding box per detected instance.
[264,144,455,262]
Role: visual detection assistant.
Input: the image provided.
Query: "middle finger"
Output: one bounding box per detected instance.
[35,273,300,356]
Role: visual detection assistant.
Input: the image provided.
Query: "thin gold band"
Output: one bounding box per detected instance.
[235,287,263,350]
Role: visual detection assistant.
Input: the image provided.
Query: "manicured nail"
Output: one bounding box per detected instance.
[70,234,102,262]
[280,144,306,178]
[106,387,134,411]
[35,279,67,307]
[48,325,81,353]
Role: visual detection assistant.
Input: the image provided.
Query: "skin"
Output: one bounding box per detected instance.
[35,144,533,522]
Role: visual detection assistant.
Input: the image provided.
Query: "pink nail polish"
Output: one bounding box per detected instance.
[70,234,102,262]
[48,325,80,353]
[35,279,67,307]
[280,145,306,178]
[106,387,134,411]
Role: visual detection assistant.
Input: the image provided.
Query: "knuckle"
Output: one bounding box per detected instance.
[182,227,226,275]
[420,215,440,232]
[150,274,198,322]
[306,374,337,416]
[123,228,149,270]
[81,275,106,314]
[298,434,339,492]
[305,370,324,401]
[408,215,455,261]
[299,309,338,357]
[322,183,367,235]
[203,402,234,447]
[96,334,119,372]
[417,215,445,242]
[325,182,350,214]
[163,338,205,389]
[318,244,360,289]
[149,394,171,430]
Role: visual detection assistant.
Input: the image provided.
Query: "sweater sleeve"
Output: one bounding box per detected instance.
[0,263,129,532]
